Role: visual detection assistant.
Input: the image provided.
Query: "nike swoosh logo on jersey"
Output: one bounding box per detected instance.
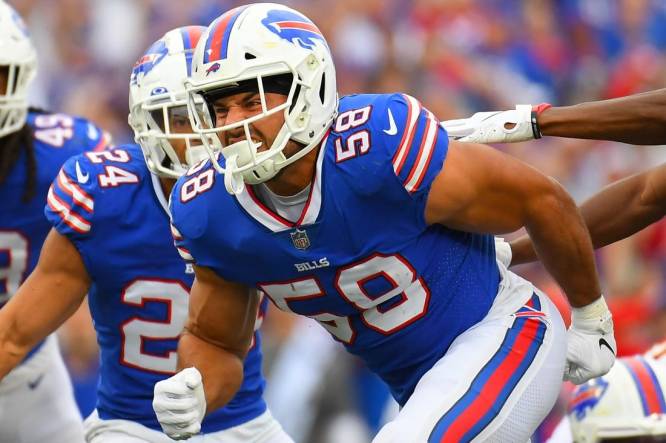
[75,161,89,184]
[28,373,44,390]
[87,123,99,140]
[599,338,615,355]
[383,109,398,135]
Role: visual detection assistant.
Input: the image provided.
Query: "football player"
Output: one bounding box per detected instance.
[153,4,616,442]
[0,26,293,443]
[0,2,108,442]
[441,90,666,265]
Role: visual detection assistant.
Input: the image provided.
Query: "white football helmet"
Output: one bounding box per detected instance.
[128,26,208,178]
[0,1,37,139]
[568,355,666,442]
[186,3,338,194]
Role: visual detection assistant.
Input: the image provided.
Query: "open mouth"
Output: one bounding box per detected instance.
[227,137,262,146]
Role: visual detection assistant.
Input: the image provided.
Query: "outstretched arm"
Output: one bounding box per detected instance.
[538,89,666,144]
[443,88,666,145]
[0,229,90,379]
[511,163,666,265]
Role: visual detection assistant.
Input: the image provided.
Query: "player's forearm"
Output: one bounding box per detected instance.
[524,178,601,307]
[511,166,666,265]
[0,280,84,380]
[0,327,31,379]
[577,168,666,248]
[177,331,245,412]
[511,179,658,263]
[538,89,666,145]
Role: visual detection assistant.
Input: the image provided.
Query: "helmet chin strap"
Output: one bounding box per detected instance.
[220,139,289,195]
[223,154,246,195]
[185,144,209,167]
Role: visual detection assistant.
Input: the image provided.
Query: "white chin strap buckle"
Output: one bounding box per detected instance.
[220,139,268,195]
[185,144,209,167]
[221,140,262,167]
[223,154,246,195]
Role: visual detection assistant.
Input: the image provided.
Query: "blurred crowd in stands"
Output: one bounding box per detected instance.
[10,0,666,441]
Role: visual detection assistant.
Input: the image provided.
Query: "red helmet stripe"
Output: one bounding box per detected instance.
[275,21,322,36]
[206,6,247,63]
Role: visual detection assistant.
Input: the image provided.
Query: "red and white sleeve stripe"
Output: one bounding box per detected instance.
[402,110,439,193]
[56,170,94,212]
[392,94,422,176]
[47,185,92,233]
[170,224,194,261]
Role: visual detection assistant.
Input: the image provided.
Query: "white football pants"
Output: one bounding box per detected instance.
[84,408,294,443]
[373,264,567,443]
[0,335,85,443]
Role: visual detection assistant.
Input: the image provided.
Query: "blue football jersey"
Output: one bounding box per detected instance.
[44,144,267,432]
[170,93,501,405]
[0,111,108,359]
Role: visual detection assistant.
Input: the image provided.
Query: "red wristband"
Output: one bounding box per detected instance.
[532,103,552,115]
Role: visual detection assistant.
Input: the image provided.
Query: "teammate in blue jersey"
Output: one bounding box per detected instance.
[0,2,109,441]
[0,26,293,443]
[154,3,616,442]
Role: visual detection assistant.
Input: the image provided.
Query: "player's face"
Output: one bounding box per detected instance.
[151,104,197,164]
[211,91,287,152]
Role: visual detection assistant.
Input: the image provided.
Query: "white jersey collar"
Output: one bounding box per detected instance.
[235,134,328,232]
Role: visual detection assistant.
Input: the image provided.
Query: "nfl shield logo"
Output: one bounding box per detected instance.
[290,229,310,250]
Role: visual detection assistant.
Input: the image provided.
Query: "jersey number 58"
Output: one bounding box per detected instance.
[260,253,429,344]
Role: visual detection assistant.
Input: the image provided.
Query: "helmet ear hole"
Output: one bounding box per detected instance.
[318,73,326,105]
[0,66,8,95]
[289,81,302,114]
[244,52,256,60]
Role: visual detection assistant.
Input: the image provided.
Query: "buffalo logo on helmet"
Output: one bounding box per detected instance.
[206,62,221,76]
[261,9,327,51]
[130,39,169,85]
[568,377,609,421]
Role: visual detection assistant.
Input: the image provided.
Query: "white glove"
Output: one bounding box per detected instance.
[564,296,616,385]
[442,104,540,143]
[494,237,512,267]
[153,367,207,440]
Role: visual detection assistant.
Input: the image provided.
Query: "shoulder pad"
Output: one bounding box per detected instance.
[44,145,146,237]
[331,94,448,197]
